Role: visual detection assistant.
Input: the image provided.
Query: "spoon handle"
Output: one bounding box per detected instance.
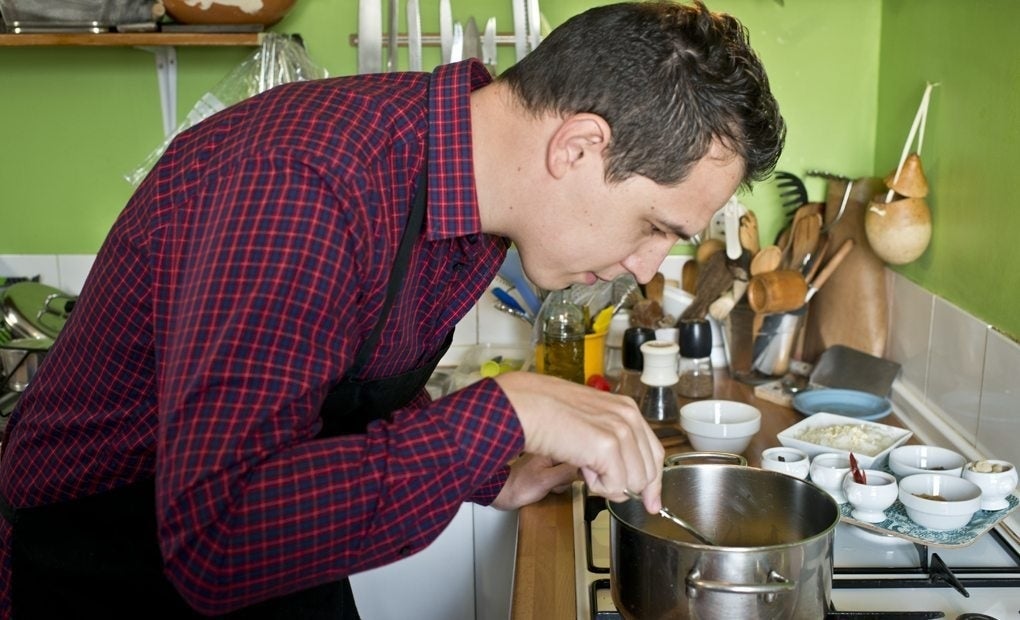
[623,490,716,545]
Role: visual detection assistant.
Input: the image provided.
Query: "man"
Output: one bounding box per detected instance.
[0,1,783,617]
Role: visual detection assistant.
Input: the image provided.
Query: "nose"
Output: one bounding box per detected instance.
[621,241,675,284]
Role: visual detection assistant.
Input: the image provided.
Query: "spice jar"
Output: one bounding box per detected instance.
[678,318,714,399]
[613,326,656,401]
[638,340,680,423]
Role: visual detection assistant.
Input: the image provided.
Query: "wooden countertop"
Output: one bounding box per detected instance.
[509,371,909,620]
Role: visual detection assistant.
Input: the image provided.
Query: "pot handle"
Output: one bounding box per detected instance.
[686,568,794,603]
[664,451,748,467]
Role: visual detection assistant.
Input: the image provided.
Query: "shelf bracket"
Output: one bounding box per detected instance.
[139,45,178,138]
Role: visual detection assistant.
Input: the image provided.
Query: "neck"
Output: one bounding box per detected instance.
[470,82,556,241]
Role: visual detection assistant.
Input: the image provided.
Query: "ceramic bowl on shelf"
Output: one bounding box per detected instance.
[898,473,982,530]
[760,446,810,479]
[888,445,967,479]
[808,453,852,503]
[679,400,761,454]
[962,459,1018,511]
[842,470,898,523]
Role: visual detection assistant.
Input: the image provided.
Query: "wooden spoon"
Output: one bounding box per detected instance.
[739,211,760,255]
[679,250,733,321]
[789,213,821,271]
[750,245,782,276]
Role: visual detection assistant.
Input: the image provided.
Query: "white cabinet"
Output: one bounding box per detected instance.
[350,504,519,620]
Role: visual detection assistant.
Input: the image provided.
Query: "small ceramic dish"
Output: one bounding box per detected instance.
[679,400,761,454]
[777,412,912,469]
[842,470,898,523]
[888,445,967,479]
[809,453,852,503]
[760,447,810,479]
[898,473,982,530]
[962,459,1018,511]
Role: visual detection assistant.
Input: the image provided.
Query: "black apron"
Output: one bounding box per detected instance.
[3,165,452,619]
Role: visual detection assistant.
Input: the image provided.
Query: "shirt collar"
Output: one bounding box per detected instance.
[425,59,494,240]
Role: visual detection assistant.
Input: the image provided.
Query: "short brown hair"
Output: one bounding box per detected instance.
[499,1,785,189]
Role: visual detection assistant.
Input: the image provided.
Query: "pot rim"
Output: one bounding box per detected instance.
[608,464,840,550]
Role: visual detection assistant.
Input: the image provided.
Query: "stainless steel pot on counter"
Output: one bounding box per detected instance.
[1,337,52,392]
[609,464,840,619]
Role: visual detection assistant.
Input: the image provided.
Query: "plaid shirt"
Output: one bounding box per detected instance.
[0,59,522,616]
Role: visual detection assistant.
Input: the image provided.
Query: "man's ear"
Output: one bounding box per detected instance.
[546,113,611,180]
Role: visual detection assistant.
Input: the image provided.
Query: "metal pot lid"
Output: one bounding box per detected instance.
[0,337,54,351]
[1,282,75,340]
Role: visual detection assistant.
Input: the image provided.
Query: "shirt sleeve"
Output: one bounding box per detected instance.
[155,153,524,614]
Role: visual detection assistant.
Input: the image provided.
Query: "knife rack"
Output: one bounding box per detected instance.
[349,32,518,47]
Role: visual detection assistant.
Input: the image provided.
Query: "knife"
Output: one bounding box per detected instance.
[511,0,528,62]
[526,0,542,52]
[407,0,422,71]
[482,17,497,74]
[450,22,464,63]
[463,16,482,62]
[439,0,453,64]
[358,0,382,74]
[387,0,398,71]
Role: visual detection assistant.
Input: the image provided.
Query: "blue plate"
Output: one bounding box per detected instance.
[792,388,892,421]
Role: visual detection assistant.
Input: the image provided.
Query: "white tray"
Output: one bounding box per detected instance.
[839,493,1019,548]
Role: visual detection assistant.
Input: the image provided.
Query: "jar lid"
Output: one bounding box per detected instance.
[679,318,712,359]
[1,282,74,340]
[622,327,656,370]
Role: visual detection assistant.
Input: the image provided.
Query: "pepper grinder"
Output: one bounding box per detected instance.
[602,310,631,385]
[678,318,714,399]
[613,327,656,401]
[638,340,681,423]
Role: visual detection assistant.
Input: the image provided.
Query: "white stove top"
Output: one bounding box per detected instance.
[572,483,1020,619]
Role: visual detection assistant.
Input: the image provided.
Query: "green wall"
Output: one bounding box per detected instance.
[875,0,1020,341]
[1,0,1016,339]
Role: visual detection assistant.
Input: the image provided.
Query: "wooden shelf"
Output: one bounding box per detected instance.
[0,32,265,47]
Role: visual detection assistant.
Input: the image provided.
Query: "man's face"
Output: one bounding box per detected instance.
[516,143,744,290]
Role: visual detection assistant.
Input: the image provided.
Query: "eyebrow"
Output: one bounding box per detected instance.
[660,220,693,241]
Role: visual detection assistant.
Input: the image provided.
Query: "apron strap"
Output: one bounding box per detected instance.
[347,164,429,376]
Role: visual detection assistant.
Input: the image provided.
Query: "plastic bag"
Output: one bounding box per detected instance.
[125,33,328,186]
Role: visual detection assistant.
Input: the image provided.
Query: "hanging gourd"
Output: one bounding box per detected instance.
[865,83,938,265]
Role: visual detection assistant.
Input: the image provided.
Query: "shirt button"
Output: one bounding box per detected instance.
[398,545,413,556]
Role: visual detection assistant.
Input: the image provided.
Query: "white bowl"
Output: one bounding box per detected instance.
[679,400,761,454]
[760,447,811,479]
[777,412,912,469]
[962,459,1018,511]
[888,445,966,479]
[898,473,982,530]
[809,453,852,503]
[842,470,898,523]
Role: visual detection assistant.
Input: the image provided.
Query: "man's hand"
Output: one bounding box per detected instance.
[490,453,579,510]
[493,371,664,514]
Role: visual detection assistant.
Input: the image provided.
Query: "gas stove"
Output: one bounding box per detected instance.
[572,482,1020,620]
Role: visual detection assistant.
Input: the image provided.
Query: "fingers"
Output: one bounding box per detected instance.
[495,371,664,511]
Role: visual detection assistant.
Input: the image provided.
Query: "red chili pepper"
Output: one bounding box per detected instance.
[850,452,867,484]
[586,374,612,392]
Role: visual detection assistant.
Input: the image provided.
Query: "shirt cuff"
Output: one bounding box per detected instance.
[469,464,511,505]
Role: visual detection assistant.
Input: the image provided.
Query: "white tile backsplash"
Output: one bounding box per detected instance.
[0,254,96,294]
[976,329,1020,468]
[887,274,933,392]
[887,271,1020,465]
[926,297,988,443]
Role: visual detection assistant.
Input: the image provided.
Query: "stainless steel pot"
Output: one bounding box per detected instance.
[1,337,52,392]
[609,464,839,619]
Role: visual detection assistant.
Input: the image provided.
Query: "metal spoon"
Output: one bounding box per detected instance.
[624,490,716,545]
